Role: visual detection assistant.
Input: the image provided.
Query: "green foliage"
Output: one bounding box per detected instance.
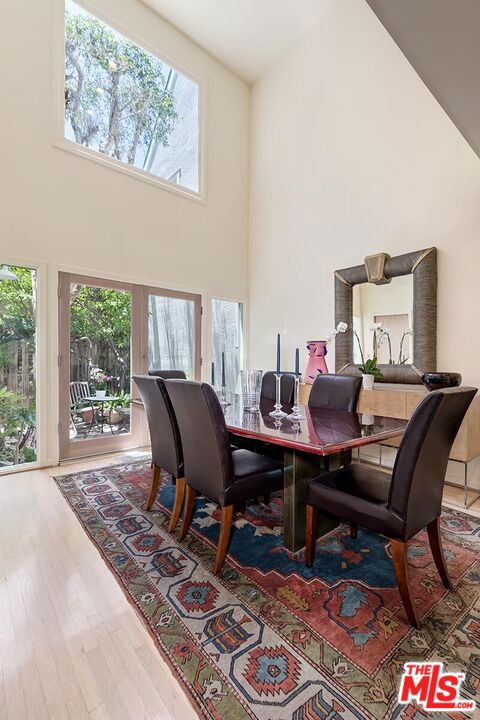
[359,358,383,380]
[0,386,36,465]
[65,4,178,164]
[70,285,131,352]
[106,391,130,411]
[0,267,35,344]
[0,268,37,465]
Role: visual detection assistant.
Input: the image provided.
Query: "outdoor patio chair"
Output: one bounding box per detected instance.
[69,381,94,426]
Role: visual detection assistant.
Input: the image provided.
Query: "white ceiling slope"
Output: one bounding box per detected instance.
[142,0,333,83]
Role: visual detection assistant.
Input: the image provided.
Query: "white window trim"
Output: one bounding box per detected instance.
[52,0,207,204]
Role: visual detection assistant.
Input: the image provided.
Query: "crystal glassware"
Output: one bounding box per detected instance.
[287,375,305,421]
[269,373,287,419]
[241,369,263,411]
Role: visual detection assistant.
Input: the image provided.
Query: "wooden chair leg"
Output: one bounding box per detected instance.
[350,522,358,539]
[214,506,234,575]
[305,505,318,567]
[145,465,161,511]
[427,517,452,589]
[179,485,196,541]
[168,477,186,533]
[391,540,420,629]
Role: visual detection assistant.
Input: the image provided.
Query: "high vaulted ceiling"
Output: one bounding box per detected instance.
[366,0,480,159]
[141,0,333,83]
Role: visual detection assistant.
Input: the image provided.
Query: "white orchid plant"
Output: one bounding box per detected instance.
[326,321,348,344]
[330,319,412,378]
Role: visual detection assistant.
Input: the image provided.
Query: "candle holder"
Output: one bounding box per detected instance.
[219,385,231,408]
[269,373,287,419]
[288,376,305,422]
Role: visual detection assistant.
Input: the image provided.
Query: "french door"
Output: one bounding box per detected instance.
[58,273,201,460]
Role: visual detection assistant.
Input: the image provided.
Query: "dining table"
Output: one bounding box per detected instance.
[224,396,407,552]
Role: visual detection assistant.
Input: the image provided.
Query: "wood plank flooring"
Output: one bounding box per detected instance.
[0,454,199,720]
[1,452,479,719]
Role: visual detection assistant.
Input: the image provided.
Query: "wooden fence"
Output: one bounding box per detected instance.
[0,339,34,406]
[70,338,130,393]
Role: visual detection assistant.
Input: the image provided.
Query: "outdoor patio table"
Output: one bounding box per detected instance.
[84,396,121,436]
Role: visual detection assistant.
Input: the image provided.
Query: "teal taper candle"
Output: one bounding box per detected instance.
[211,361,215,386]
[276,333,281,374]
[221,352,226,387]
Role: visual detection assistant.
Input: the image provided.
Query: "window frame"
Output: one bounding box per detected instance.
[52,0,206,203]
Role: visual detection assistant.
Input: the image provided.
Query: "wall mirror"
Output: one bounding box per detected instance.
[335,248,437,384]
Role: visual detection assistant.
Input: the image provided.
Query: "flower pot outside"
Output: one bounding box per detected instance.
[362,374,375,390]
[109,410,123,424]
[95,390,107,399]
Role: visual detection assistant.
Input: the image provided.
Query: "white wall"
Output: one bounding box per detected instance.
[0,0,249,463]
[249,0,480,385]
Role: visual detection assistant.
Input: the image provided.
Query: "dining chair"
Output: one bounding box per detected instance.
[305,386,477,628]
[148,370,187,379]
[132,375,186,531]
[165,379,284,574]
[308,373,362,469]
[308,373,362,412]
[260,371,296,405]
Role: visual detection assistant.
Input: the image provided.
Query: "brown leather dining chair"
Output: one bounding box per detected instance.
[308,373,362,412]
[148,370,187,379]
[308,374,362,469]
[260,371,296,405]
[305,387,477,628]
[132,375,186,532]
[165,379,284,574]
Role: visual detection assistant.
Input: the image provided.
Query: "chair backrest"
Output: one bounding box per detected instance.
[70,381,90,407]
[308,373,362,412]
[260,372,296,404]
[388,387,477,537]
[132,375,183,478]
[165,380,233,504]
[148,370,187,380]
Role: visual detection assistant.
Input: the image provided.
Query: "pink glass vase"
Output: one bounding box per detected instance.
[305,341,328,384]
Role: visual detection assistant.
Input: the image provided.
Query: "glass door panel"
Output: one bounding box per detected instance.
[69,282,131,441]
[0,265,37,468]
[59,273,141,460]
[211,298,244,394]
[144,288,201,380]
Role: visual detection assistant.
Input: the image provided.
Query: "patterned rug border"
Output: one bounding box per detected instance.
[53,458,480,720]
[54,467,216,720]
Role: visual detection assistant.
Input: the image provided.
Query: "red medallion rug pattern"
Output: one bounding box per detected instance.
[55,459,480,720]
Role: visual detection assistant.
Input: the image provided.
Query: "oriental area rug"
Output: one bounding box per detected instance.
[55,459,480,720]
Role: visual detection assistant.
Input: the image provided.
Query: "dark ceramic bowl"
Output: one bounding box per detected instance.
[421,372,462,392]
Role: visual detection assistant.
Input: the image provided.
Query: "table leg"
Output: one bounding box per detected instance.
[283,449,340,553]
[85,403,97,437]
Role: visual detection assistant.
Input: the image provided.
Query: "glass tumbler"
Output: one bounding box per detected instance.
[241,370,263,411]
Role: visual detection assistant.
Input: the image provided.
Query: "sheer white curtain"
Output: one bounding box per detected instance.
[148,295,195,378]
[211,299,244,393]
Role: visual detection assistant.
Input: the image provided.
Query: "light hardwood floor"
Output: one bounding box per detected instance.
[1,455,479,720]
[0,454,199,720]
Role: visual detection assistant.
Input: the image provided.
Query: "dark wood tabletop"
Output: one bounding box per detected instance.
[224,396,407,456]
